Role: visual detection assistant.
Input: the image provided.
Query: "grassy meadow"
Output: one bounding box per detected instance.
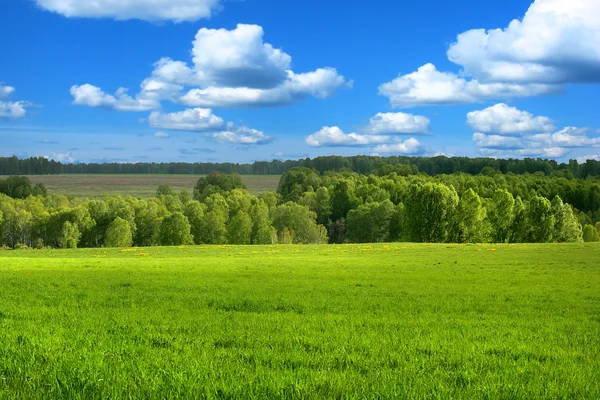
[0,243,599,398]
[0,174,281,198]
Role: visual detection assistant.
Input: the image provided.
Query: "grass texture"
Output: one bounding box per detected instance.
[0,243,599,399]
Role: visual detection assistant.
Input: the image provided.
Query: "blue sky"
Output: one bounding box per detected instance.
[1,0,599,164]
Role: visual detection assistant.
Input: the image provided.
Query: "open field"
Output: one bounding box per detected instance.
[0,244,599,398]
[0,174,281,198]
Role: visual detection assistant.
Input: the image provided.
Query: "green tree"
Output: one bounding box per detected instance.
[582,224,600,242]
[488,189,515,243]
[156,184,174,197]
[199,211,227,245]
[277,167,321,202]
[509,197,528,243]
[250,203,276,245]
[552,196,583,242]
[330,180,358,222]
[227,211,252,244]
[178,190,191,205]
[58,221,81,249]
[194,172,246,201]
[272,202,327,244]
[104,217,133,248]
[159,212,193,246]
[528,196,555,243]
[456,189,488,243]
[404,182,459,243]
[133,198,168,246]
[183,200,205,244]
[346,200,395,243]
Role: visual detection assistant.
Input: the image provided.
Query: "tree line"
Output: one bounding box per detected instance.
[1,169,599,249]
[2,155,600,178]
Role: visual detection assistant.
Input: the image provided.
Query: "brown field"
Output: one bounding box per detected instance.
[1,174,281,198]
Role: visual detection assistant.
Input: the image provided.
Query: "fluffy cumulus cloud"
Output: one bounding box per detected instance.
[70,78,181,112]
[0,84,15,99]
[467,103,555,135]
[373,139,424,154]
[305,111,429,154]
[72,24,350,112]
[366,112,431,135]
[447,0,600,84]
[211,127,271,145]
[153,132,169,138]
[34,0,222,22]
[149,108,225,131]
[379,64,558,108]
[45,152,75,163]
[380,0,600,107]
[470,104,600,158]
[305,126,392,147]
[0,84,31,118]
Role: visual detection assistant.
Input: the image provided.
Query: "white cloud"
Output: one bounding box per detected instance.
[447,0,600,84]
[373,138,424,154]
[472,133,525,150]
[379,64,557,108]
[480,147,570,158]
[366,112,431,135]
[153,132,169,138]
[379,0,600,107]
[191,24,291,89]
[149,108,225,131]
[212,127,271,145]
[0,84,15,99]
[467,103,555,134]
[35,0,222,22]
[72,24,350,111]
[0,85,31,119]
[530,127,600,147]
[46,152,75,163]
[0,101,29,118]
[305,126,392,147]
[469,104,600,158]
[576,154,600,163]
[70,84,160,112]
[179,67,349,108]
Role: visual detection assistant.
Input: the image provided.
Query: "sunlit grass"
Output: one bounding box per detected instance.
[0,243,599,399]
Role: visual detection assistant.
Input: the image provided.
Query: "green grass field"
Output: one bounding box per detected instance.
[1,243,599,399]
[0,174,281,198]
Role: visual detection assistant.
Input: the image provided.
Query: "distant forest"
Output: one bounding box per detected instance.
[1,165,600,249]
[1,155,600,178]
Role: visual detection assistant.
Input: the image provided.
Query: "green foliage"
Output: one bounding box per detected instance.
[155,184,174,197]
[250,202,276,245]
[509,197,528,243]
[404,183,459,242]
[277,167,321,202]
[104,217,133,248]
[456,189,488,243]
[198,211,227,245]
[346,200,395,243]
[528,196,555,243]
[272,202,327,244]
[194,172,246,201]
[183,200,205,245]
[227,211,252,245]
[159,212,193,246]
[0,176,44,199]
[582,224,600,242]
[57,221,80,249]
[552,196,583,242]
[488,189,515,243]
[330,180,358,222]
